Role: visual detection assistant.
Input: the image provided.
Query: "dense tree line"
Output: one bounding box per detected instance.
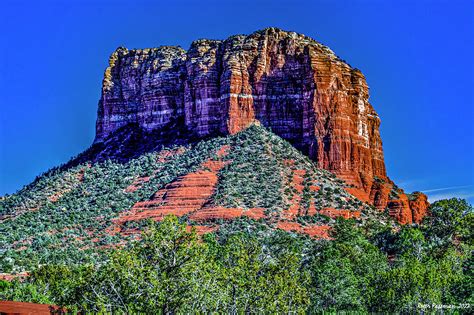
[1,198,472,313]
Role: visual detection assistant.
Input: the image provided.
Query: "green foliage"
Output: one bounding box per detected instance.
[2,205,472,313]
[0,136,230,272]
[1,125,369,272]
[423,198,473,247]
[215,232,309,313]
[213,124,368,216]
[1,216,310,313]
[213,126,288,210]
[308,219,388,312]
[367,198,473,311]
[0,126,472,312]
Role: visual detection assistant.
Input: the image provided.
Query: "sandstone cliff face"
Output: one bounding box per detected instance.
[94,27,428,224]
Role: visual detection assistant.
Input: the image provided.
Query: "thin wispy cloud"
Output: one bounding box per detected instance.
[421,185,474,193]
[420,185,474,203]
[428,191,474,202]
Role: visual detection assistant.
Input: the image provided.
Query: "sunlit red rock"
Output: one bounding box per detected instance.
[94,27,429,225]
[95,28,386,187]
[388,193,413,225]
[116,146,230,223]
[276,221,331,239]
[0,301,62,315]
[409,192,430,224]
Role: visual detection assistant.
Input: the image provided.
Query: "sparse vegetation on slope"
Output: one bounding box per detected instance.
[0,135,229,272]
[1,198,472,313]
[1,125,471,313]
[0,125,370,272]
[212,124,369,215]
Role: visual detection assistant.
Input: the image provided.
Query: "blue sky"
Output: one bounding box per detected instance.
[1,0,473,203]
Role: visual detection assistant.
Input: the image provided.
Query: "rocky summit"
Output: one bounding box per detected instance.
[93,27,428,224]
[0,28,433,273]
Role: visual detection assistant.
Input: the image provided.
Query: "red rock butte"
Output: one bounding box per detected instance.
[94,27,428,224]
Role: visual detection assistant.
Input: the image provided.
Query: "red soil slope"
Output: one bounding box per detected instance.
[112,147,362,239]
[116,146,231,223]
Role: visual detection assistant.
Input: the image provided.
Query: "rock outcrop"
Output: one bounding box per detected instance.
[93,27,428,224]
[409,192,430,224]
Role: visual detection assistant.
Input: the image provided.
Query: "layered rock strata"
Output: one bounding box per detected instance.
[94,27,428,224]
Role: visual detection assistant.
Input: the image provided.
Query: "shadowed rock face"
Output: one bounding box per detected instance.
[93,27,427,224]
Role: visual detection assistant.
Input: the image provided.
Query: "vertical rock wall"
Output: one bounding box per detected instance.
[94,27,428,223]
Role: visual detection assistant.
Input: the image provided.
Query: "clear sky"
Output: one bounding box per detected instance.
[1,0,473,203]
